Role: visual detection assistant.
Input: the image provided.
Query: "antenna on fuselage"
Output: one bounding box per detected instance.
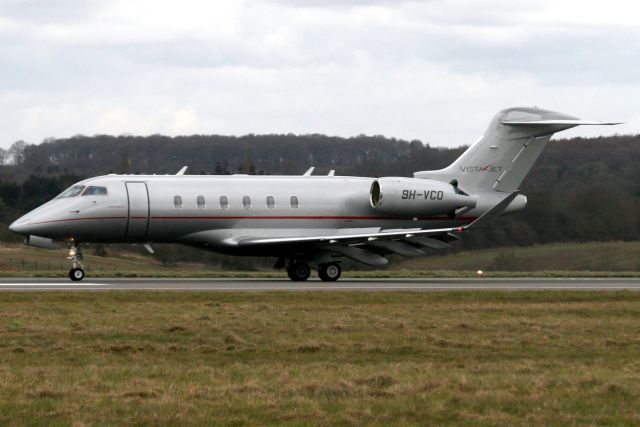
[176,166,188,175]
[303,167,315,176]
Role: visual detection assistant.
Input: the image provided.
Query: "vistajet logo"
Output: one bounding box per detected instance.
[459,164,504,173]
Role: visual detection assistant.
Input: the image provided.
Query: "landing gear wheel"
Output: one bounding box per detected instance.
[287,262,311,281]
[67,241,85,282]
[318,263,341,282]
[69,267,85,282]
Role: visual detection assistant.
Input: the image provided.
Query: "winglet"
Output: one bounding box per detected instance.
[464,191,519,231]
[176,166,188,175]
[303,167,315,176]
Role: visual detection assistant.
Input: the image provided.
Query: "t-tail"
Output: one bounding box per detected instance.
[414,107,621,194]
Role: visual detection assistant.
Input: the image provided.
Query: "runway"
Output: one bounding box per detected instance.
[1,277,640,291]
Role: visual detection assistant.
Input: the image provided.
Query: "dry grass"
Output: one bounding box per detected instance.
[396,241,640,272]
[3,241,640,279]
[0,244,162,273]
[1,291,640,425]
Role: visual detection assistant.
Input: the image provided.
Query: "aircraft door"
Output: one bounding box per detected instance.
[125,182,149,239]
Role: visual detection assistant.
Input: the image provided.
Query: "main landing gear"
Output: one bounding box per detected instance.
[318,263,341,282]
[285,260,342,282]
[68,242,85,281]
[287,261,311,281]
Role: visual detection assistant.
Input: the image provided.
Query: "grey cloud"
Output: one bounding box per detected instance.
[0,0,101,23]
[0,0,636,148]
[269,0,416,7]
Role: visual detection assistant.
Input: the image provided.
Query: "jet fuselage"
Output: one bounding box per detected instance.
[10,175,484,256]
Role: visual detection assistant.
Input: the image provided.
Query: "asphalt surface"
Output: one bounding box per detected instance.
[1,277,640,291]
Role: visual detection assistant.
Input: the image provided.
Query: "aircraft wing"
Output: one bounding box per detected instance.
[236,224,462,246]
[238,191,519,247]
[230,192,519,265]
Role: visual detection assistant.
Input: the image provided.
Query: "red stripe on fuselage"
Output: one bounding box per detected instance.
[149,215,478,221]
[28,215,479,225]
[30,216,127,225]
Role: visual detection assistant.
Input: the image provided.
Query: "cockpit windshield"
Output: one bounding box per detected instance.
[56,185,86,199]
[82,186,108,196]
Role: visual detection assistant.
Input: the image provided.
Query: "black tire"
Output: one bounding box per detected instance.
[318,263,341,282]
[69,267,85,282]
[287,262,310,281]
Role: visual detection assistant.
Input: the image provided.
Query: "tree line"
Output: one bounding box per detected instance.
[0,132,638,263]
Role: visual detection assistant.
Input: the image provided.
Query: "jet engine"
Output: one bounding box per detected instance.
[370,177,476,217]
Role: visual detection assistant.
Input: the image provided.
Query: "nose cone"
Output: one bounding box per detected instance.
[9,217,31,235]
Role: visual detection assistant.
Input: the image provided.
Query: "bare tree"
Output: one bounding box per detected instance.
[7,141,27,165]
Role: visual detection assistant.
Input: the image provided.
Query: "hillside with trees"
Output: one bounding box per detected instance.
[0,133,638,265]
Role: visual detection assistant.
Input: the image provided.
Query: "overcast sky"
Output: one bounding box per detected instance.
[1,0,639,149]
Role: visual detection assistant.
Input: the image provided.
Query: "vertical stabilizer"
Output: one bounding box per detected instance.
[414,107,619,193]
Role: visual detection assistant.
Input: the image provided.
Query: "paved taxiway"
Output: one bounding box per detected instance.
[1,277,640,291]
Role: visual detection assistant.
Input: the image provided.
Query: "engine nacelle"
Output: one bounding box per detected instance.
[370,177,477,217]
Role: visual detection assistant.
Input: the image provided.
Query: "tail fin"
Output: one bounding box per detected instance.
[414,107,620,193]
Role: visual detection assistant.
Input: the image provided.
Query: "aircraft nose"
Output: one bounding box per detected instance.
[9,217,31,235]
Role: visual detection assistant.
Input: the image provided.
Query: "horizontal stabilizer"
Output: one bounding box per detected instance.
[415,107,622,193]
[502,120,622,126]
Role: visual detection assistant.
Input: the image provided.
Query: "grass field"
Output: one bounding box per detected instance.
[395,241,640,272]
[1,241,640,278]
[1,291,640,425]
[0,244,165,274]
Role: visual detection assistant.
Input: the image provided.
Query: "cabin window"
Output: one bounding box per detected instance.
[196,195,206,209]
[56,185,85,198]
[82,186,108,196]
[266,195,275,209]
[173,195,183,208]
[219,195,229,209]
[242,195,252,210]
[290,195,299,209]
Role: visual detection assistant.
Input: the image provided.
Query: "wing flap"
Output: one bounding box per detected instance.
[407,236,452,250]
[320,245,388,266]
[366,239,425,256]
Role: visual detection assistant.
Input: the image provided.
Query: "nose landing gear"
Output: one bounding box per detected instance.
[68,242,85,281]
